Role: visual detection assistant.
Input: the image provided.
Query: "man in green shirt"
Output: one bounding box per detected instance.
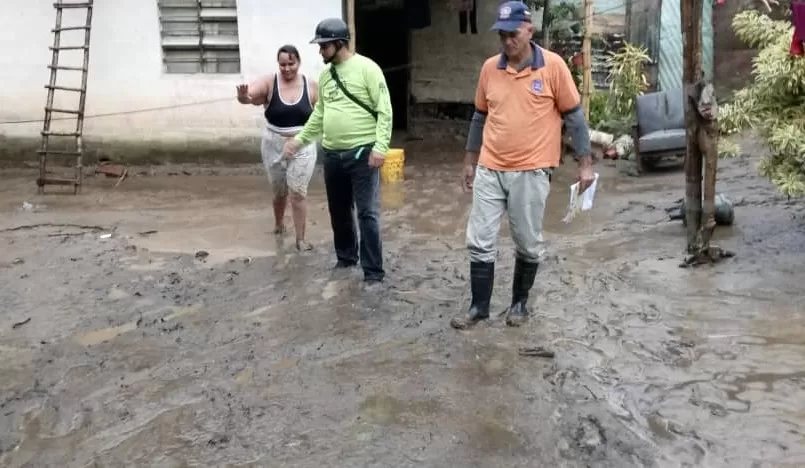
[283,18,393,286]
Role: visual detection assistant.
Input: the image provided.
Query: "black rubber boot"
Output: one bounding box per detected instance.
[505,258,539,327]
[450,261,495,330]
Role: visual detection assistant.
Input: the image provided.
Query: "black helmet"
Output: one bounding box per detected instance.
[310,18,350,44]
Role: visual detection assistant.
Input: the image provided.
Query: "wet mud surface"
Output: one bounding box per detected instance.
[2,135,805,467]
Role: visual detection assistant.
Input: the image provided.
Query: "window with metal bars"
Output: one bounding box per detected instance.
[157,0,241,74]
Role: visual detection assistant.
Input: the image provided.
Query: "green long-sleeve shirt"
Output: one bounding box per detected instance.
[295,54,393,155]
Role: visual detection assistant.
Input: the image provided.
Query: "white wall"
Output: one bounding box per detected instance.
[0,0,341,142]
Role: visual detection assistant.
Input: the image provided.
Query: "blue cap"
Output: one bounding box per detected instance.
[491,1,532,32]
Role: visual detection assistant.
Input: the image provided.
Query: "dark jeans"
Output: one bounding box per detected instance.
[322,144,385,281]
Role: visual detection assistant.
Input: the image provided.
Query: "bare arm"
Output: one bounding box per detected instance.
[246,75,273,106]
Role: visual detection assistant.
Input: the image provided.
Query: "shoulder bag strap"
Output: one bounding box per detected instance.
[329,66,378,120]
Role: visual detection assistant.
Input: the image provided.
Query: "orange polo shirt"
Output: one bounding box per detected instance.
[474,44,581,171]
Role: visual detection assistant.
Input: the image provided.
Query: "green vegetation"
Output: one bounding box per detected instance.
[719,10,805,196]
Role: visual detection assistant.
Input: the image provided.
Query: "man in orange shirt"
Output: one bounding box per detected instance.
[451,1,595,329]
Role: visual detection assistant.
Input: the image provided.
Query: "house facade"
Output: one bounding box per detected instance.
[0,0,342,146]
[0,0,630,158]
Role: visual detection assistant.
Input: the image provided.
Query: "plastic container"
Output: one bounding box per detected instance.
[380,148,405,183]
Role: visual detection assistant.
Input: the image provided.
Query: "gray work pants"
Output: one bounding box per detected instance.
[466,166,551,263]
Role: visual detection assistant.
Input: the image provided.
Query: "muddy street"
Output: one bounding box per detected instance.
[1,138,804,467]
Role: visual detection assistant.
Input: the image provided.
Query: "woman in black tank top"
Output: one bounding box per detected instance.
[236,45,319,251]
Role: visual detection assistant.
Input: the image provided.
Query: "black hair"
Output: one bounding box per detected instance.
[277,44,301,62]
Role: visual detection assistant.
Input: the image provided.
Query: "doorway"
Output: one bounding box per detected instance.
[355,5,410,130]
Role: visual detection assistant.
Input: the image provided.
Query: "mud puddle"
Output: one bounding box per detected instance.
[2,140,805,466]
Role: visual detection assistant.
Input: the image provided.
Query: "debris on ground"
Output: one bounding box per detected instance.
[680,245,736,267]
[0,147,802,467]
[96,162,127,179]
[12,317,31,329]
[95,164,130,203]
[20,201,46,212]
[112,168,129,189]
[0,223,106,233]
[518,346,556,358]
[666,193,735,226]
[605,134,634,160]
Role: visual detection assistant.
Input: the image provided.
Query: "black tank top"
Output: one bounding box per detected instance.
[264,74,313,130]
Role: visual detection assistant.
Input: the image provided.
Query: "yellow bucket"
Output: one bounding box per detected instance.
[381,183,405,210]
[380,148,405,184]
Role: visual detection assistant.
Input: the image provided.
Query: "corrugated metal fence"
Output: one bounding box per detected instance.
[626,0,662,90]
[658,0,714,91]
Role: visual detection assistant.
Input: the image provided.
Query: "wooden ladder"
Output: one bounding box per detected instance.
[37,0,94,195]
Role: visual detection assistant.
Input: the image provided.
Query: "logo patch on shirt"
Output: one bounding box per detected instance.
[531,79,544,93]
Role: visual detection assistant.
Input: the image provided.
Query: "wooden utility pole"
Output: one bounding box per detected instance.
[347,0,356,51]
[698,82,719,251]
[680,0,729,266]
[581,0,593,118]
[542,0,552,49]
[682,0,703,253]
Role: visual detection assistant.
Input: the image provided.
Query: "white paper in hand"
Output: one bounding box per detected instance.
[562,172,600,223]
